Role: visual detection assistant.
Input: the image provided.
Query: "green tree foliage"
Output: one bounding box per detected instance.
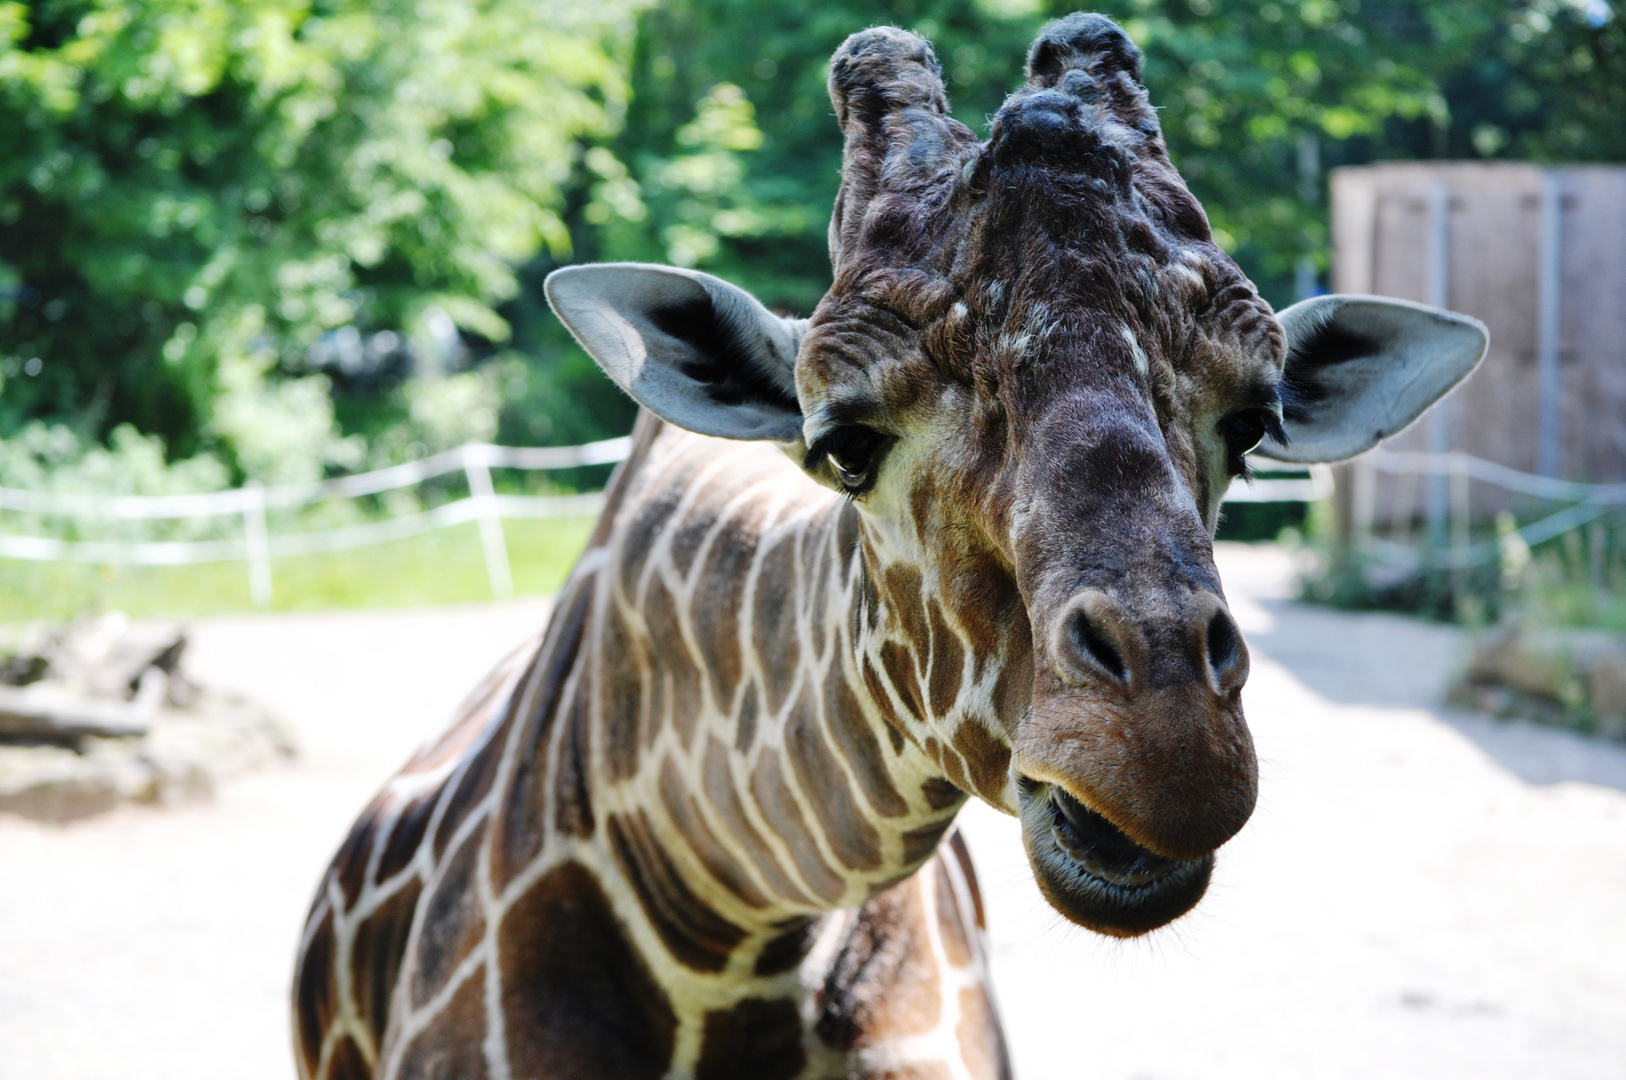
[1124,0,1624,297]
[490,0,1054,453]
[0,0,635,480]
[599,0,1054,313]
[571,0,1621,316]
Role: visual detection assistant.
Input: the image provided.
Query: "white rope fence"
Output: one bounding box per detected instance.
[1225,451,1624,573]
[0,437,631,605]
[1352,448,1626,572]
[2,435,1619,605]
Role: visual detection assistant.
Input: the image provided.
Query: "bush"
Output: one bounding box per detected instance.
[0,0,640,475]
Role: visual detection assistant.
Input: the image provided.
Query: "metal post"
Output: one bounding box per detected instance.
[1537,170,1564,479]
[1352,456,1376,552]
[464,444,513,599]
[1588,520,1607,590]
[1449,453,1471,598]
[1295,132,1321,301]
[1424,178,1452,548]
[1390,467,1420,546]
[242,481,272,608]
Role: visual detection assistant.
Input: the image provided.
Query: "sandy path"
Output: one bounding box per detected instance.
[1,545,1623,1079]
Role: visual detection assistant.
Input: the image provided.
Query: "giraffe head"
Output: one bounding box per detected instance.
[547,14,1485,937]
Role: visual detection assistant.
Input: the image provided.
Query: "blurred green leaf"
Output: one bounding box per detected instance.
[0,0,641,477]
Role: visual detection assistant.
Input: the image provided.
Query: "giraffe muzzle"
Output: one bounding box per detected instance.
[1016,776,1214,938]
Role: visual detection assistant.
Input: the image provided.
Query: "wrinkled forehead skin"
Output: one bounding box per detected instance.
[799,17,1286,534]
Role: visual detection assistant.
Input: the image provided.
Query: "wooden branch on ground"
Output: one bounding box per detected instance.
[0,669,167,741]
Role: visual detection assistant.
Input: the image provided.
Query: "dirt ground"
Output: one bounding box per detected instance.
[1,543,1623,1080]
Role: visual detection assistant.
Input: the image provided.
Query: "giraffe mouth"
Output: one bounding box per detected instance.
[1016,777,1213,937]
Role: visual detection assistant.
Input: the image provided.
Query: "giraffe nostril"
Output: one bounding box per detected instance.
[1205,608,1243,688]
[1067,607,1127,683]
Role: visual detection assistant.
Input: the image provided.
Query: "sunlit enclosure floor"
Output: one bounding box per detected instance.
[1,544,1623,1080]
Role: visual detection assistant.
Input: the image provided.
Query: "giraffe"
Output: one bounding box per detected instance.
[292,15,1486,1080]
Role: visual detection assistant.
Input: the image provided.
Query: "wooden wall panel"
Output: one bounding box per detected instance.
[1327,163,1626,525]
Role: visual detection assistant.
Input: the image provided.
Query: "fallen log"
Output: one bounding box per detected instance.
[0,668,167,741]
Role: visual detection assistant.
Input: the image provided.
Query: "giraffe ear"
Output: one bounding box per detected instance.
[545,263,806,443]
[1254,295,1488,463]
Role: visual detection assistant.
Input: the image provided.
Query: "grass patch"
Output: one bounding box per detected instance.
[0,516,597,622]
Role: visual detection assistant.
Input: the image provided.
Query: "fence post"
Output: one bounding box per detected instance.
[1536,170,1564,479]
[464,444,513,599]
[1449,452,1471,600]
[1351,456,1376,552]
[242,481,272,608]
[1329,462,1356,551]
[1424,177,1453,549]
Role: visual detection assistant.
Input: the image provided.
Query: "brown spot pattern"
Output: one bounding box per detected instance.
[599,606,644,781]
[354,876,423,1049]
[295,909,336,1071]
[376,792,436,885]
[606,811,748,972]
[500,863,676,1080]
[334,796,384,906]
[951,718,1010,805]
[615,487,678,597]
[695,997,807,1080]
[880,641,924,723]
[495,584,595,884]
[988,642,1033,736]
[552,688,595,840]
[327,1036,372,1080]
[644,576,702,748]
[753,540,802,716]
[750,749,847,903]
[703,737,816,906]
[823,668,908,817]
[946,830,986,930]
[432,716,504,862]
[659,757,769,909]
[412,824,486,1007]
[397,970,489,1080]
[862,655,909,749]
[806,548,833,657]
[754,918,817,976]
[882,564,930,654]
[926,601,965,718]
[733,683,760,753]
[692,518,754,704]
[921,777,964,811]
[666,504,712,580]
[902,820,954,866]
[784,688,882,871]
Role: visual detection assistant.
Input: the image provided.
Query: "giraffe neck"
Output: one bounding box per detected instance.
[296,414,1021,1080]
[492,416,1025,987]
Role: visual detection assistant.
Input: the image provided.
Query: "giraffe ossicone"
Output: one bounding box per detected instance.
[294,13,1487,1079]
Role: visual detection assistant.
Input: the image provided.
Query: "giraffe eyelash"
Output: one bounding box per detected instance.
[806,425,892,496]
[1219,408,1284,478]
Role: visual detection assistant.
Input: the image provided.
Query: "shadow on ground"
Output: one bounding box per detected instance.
[1220,544,1626,794]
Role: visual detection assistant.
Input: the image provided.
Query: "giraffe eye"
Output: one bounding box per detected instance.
[1218,408,1276,476]
[817,426,889,495]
